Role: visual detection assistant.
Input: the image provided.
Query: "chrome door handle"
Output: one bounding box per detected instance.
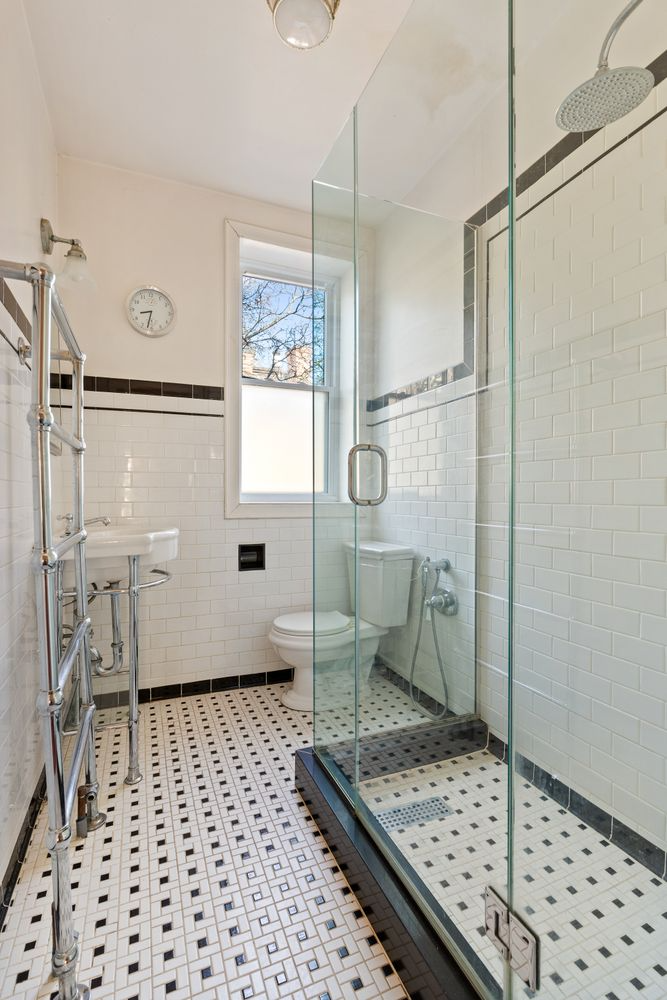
[347,444,388,506]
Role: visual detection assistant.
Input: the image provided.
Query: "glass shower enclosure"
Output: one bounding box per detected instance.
[311,0,667,997]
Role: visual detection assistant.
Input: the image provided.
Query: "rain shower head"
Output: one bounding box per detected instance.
[556,0,654,132]
[556,65,654,132]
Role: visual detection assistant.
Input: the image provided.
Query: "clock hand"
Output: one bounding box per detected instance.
[139,309,153,329]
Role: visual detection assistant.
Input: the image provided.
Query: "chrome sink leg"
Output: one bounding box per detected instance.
[125,554,142,785]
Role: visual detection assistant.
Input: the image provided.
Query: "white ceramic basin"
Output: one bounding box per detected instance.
[62,524,179,588]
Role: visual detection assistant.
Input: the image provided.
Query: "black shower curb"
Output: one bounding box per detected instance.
[295,746,488,1000]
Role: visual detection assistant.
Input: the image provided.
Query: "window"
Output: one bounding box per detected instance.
[224,222,340,517]
[241,271,328,498]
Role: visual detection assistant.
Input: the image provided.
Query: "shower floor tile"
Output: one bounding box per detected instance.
[361,749,667,1000]
[0,685,407,1000]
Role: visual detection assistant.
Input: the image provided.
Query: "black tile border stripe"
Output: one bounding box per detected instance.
[487,735,667,881]
[50,372,223,402]
[0,277,32,342]
[360,49,667,416]
[1,286,224,404]
[0,769,46,932]
[295,747,488,1000]
[57,404,224,420]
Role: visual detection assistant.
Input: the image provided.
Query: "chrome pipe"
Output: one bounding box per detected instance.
[27,265,100,1000]
[58,617,91,691]
[61,567,173,601]
[30,268,86,1000]
[95,592,124,676]
[72,358,104,834]
[51,286,83,361]
[49,529,86,566]
[598,0,646,69]
[50,421,84,453]
[64,705,95,823]
[0,259,31,281]
[125,554,142,785]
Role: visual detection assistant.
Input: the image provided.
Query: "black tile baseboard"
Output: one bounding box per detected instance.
[138,668,293,704]
[488,736,667,881]
[0,769,46,931]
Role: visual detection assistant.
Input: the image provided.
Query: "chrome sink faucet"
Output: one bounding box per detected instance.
[57,513,111,536]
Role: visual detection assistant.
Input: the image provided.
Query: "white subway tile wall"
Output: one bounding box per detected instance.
[0,301,42,879]
[55,392,313,692]
[478,97,667,850]
[367,379,477,715]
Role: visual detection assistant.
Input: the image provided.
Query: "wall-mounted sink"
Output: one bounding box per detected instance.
[62,523,179,587]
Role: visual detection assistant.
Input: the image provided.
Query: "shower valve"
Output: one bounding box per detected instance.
[428,588,458,616]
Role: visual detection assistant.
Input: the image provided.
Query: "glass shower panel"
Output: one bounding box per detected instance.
[510,1,667,996]
[312,113,360,794]
[344,0,510,995]
[313,0,513,995]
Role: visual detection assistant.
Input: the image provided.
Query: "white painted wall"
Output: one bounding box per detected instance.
[0,0,58,881]
[54,158,319,690]
[57,157,313,385]
[402,0,667,221]
[371,205,465,398]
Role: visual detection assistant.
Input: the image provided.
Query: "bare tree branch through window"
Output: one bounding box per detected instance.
[242,275,325,385]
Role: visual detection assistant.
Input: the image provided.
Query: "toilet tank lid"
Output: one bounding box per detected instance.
[343,540,414,561]
[273,610,352,636]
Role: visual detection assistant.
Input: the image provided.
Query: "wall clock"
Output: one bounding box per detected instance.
[126,286,176,337]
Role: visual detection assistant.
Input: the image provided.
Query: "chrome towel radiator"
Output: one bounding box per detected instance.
[1,260,105,1000]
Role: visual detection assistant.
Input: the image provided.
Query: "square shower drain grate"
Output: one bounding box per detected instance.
[375,796,453,832]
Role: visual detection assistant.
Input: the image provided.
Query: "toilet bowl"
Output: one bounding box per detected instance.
[269,541,414,712]
[268,611,385,711]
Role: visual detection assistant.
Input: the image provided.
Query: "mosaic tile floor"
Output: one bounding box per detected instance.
[315,669,431,747]
[361,750,667,1000]
[0,686,408,1000]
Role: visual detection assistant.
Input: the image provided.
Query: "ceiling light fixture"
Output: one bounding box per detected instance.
[266,0,340,50]
[40,217,95,288]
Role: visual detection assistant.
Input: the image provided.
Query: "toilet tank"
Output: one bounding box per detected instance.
[345,541,414,628]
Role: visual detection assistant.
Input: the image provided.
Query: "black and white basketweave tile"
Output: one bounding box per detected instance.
[361,750,667,1000]
[0,686,407,1000]
[315,670,430,747]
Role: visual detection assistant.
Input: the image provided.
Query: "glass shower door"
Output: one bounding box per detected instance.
[312,1,512,995]
[508,1,667,997]
[312,113,360,794]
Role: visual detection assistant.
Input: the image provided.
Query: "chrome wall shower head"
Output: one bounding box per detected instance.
[556,0,654,132]
[556,65,654,131]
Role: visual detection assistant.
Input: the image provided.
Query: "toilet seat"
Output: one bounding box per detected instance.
[272,610,351,637]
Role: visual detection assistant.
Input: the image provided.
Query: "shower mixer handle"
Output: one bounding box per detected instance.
[428,588,458,616]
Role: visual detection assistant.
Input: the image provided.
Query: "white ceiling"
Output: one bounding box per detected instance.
[24,0,413,211]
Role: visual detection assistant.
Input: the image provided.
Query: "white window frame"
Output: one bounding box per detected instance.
[224,219,339,518]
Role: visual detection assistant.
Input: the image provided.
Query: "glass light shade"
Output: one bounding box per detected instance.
[59,249,96,290]
[273,0,334,50]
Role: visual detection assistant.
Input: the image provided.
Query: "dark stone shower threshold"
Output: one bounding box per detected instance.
[295,746,488,1000]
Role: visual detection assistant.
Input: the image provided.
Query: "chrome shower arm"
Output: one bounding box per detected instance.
[598,0,646,70]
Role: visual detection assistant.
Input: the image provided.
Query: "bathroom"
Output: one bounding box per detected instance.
[0,0,666,998]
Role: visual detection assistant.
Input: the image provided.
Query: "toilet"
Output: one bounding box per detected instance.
[269,541,414,711]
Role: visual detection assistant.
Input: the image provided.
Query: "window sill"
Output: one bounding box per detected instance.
[225,497,353,519]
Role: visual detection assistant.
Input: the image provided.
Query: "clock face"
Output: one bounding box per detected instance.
[126,286,176,337]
